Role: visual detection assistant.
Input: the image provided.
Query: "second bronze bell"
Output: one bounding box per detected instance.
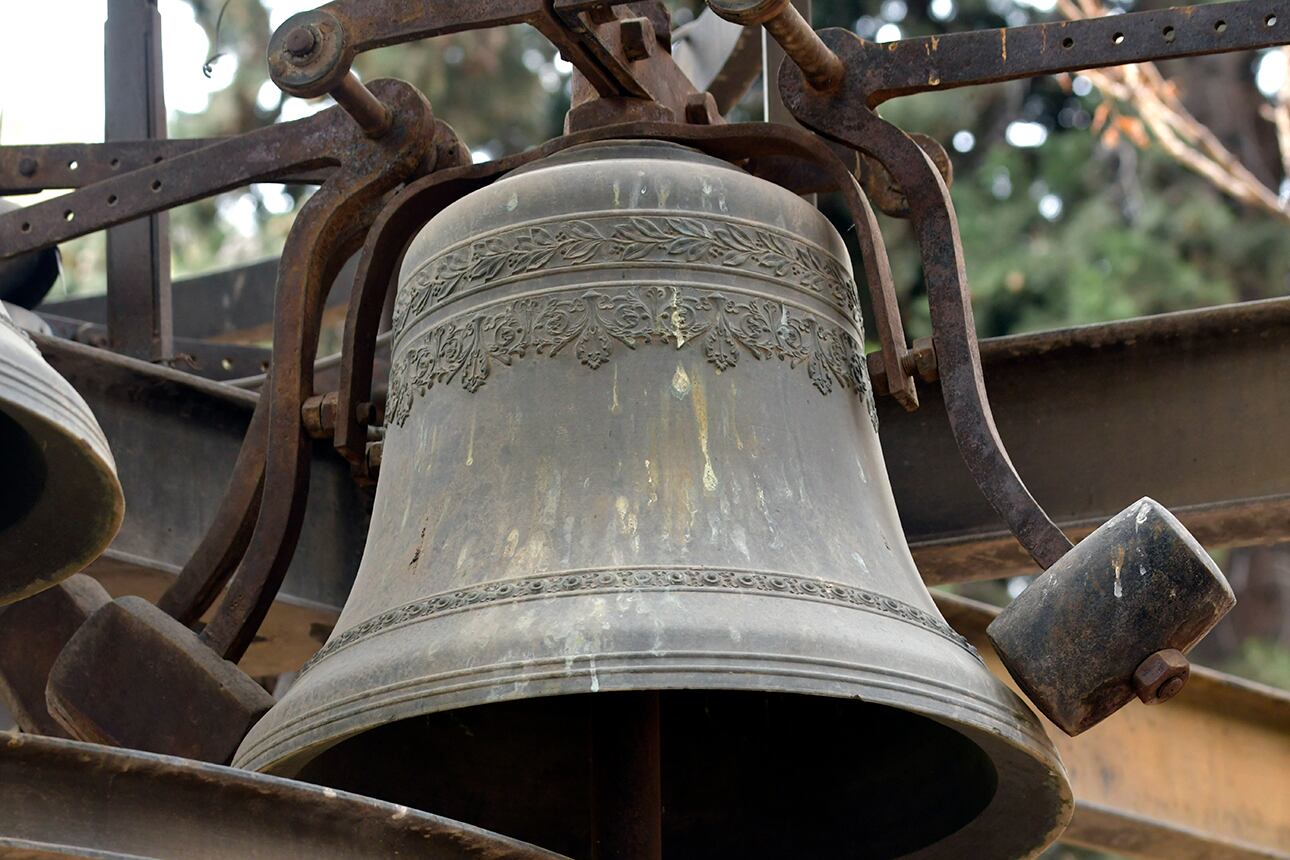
[0,300,123,606]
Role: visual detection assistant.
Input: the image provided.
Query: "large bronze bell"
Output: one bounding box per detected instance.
[0,302,123,604]
[238,141,1072,857]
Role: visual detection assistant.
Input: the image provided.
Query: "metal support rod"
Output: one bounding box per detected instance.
[331,73,395,138]
[104,0,173,362]
[711,0,841,92]
[276,19,392,137]
[760,1,817,206]
[591,692,663,860]
[761,1,841,91]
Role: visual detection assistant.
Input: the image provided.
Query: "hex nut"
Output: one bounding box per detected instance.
[910,337,938,382]
[620,17,656,61]
[685,92,720,125]
[1133,648,1190,705]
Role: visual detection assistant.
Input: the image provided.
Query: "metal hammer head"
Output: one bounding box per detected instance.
[0,574,110,736]
[46,596,273,764]
[987,497,1234,736]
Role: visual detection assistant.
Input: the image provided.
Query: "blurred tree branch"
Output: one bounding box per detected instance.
[1059,0,1290,223]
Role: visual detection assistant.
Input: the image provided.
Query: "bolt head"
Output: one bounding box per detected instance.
[18,157,38,177]
[684,92,719,125]
[911,337,938,382]
[707,0,789,26]
[619,17,655,62]
[1156,676,1185,701]
[284,25,318,61]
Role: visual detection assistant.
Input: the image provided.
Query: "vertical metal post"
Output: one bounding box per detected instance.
[763,0,814,204]
[762,0,810,124]
[104,0,173,361]
[591,691,663,860]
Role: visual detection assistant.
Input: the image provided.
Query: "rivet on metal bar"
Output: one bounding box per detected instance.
[706,0,844,92]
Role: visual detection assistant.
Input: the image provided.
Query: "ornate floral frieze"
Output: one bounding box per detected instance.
[299,567,977,675]
[386,285,876,427]
[393,214,862,334]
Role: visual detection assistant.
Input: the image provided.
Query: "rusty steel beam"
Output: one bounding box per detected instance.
[937,593,1290,860]
[34,335,366,677]
[39,257,358,344]
[37,315,272,381]
[888,298,1290,583]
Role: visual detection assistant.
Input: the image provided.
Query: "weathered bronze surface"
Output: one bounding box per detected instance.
[0,732,567,859]
[0,303,123,605]
[239,141,1072,858]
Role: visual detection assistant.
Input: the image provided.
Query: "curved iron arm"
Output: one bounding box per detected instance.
[779,32,1075,569]
[155,402,267,624]
[197,80,436,661]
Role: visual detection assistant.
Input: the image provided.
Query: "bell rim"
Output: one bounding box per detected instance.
[240,652,1072,857]
[239,643,1059,768]
[237,604,1072,856]
[0,326,124,604]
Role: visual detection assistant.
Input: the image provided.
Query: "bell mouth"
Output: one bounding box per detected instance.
[0,409,46,534]
[239,586,1071,857]
[0,334,124,604]
[275,689,1065,859]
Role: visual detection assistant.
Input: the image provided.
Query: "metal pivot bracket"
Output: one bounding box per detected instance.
[782,67,1076,570]
[266,0,702,123]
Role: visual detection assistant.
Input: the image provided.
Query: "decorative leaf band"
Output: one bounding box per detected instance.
[393,214,863,335]
[386,285,877,428]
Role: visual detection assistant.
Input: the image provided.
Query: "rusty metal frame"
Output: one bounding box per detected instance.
[0,0,1287,855]
[896,297,1290,583]
[103,0,173,363]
